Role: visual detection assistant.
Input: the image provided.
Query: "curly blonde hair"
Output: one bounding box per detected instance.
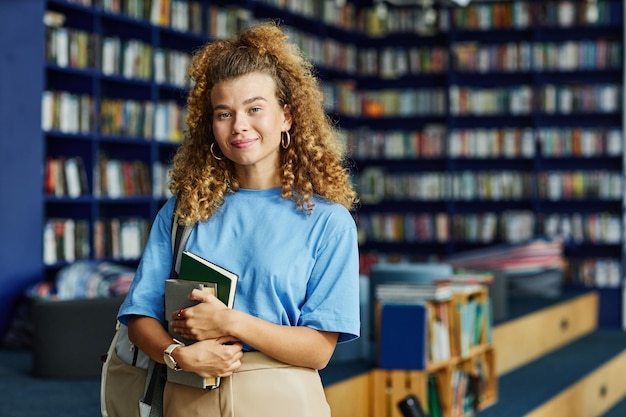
[169,21,358,225]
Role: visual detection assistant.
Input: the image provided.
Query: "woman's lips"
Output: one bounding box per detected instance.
[231,138,257,149]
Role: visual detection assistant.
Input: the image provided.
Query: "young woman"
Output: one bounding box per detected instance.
[117,22,360,416]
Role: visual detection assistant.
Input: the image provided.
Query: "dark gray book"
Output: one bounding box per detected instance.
[164,279,219,389]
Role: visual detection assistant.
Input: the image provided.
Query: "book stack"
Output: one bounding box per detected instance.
[375,280,453,303]
[446,238,565,298]
[164,251,238,389]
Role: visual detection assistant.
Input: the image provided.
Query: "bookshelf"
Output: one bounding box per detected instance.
[374,285,496,417]
[0,1,621,416]
[0,0,622,352]
[350,0,624,328]
[40,0,209,275]
[0,0,362,336]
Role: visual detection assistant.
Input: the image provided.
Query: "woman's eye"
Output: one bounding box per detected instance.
[250,107,261,114]
[217,112,230,119]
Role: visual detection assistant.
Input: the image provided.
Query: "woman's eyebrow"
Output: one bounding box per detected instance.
[242,96,267,105]
[213,96,267,111]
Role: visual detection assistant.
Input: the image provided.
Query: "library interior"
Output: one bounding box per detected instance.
[1,0,626,416]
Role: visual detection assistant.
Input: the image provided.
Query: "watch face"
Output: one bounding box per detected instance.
[164,344,180,370]
[164,353,176,369]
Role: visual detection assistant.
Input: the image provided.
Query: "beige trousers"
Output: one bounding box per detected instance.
[163,352,331,417]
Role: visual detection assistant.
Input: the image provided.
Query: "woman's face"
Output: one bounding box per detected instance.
[211,72,292,186]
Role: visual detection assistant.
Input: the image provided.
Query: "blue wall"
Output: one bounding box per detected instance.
[0,0,46,337]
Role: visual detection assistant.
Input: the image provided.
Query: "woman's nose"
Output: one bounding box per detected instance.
[231,114,249,134]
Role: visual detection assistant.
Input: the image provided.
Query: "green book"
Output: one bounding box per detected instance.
[179,250,238,308]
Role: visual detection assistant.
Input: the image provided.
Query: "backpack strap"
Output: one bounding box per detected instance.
[169,209,194,279]
[142,204,196,416]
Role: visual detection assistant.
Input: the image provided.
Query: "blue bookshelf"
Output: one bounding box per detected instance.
[0,0,623,338]
[352,0,624,328]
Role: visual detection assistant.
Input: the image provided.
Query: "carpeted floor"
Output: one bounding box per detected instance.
[0,349,100,417]
[2,342,626,417]
[2,289,626,417]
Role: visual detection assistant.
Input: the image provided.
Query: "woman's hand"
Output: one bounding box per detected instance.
[174,337,243,378]
[170,288,232,341]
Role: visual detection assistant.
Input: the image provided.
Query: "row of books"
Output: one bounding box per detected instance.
[451,0,619,30]
[47,6,362,78]
[93,217,150,260]
[376,37,621,79]
[100,97,154,138]
[540,213,621,245]
[451,363,489,417]
[452,39,621,73]
[284,27,358,75]
[45,156,89,198]
[45,156,172,200]
[359,210,623,247]
[346,125,446,159]
[357,211,536,245]
[324,83,448,117]
[537,171,622,200]
[361,46,448,79]
[43,216,149,263]
[359,6,447,37]
[260,0,357,31]
[42,90,622,160]
[45,19,193,88]
[359,0,619,37]
[91,0,205,33]
[46,6,621,92]
[448,128,536,159]
[94,158,152,198]
[567,258,621,289]
[65,0,620,39]
[44,69,619,127]
[100,98,185,142]
[42,90,186,142]
[43,218,90,265]
[41,91,93,134]
[347,126,623,160]
[358,169,623,203]
[456,296,492,358]
[449,84,620,116]
[44,24,98,70]
[357,169,534,203]
[66,0,354,34]
[538,127,622,157]
[152,161,173,199]
[101,36,153,80]
[359,212,449,244]
[321,81,620,118]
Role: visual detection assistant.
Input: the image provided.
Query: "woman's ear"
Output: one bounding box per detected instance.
[283,104,293,130]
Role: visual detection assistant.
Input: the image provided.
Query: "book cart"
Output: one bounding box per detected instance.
[373,286,497,417]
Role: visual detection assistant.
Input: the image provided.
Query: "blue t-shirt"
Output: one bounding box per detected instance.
[118,188,360,345]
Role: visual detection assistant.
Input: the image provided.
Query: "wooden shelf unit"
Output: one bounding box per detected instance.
[372,286,497,417]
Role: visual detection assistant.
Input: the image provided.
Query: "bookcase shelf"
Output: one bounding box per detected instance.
[374,286,496,417]
[351,0,624,327]
[0,0,623,347]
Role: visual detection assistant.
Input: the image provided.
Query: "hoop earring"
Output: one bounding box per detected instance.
[281,131,291,149]
[210,143,223,160]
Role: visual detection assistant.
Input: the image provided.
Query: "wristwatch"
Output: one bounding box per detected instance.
[163,339,184,371]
